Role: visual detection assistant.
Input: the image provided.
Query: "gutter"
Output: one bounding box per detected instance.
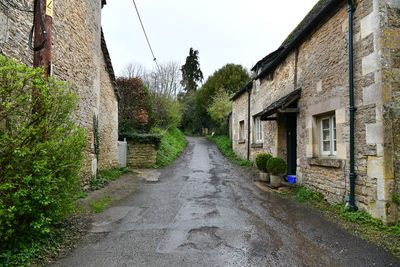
[347,0,358,211]
[231,79,253,101]
[247,87,251,160]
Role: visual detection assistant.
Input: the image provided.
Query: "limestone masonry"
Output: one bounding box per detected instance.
[231,0,399,224]
[126,142,157,168]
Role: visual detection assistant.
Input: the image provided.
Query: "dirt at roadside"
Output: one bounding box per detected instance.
[43,169,159,265]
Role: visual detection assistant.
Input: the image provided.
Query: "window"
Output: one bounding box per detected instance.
[254,116,262,143]
[319,115,336,156]
[239,121,245,140]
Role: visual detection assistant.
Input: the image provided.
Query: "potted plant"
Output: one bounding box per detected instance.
[255,153,272,182]
[267,157,287,187]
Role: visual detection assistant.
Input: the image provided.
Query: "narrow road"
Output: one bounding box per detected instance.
[54,137,400,267]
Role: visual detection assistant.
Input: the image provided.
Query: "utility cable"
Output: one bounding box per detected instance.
[131,0,160,70]
[29,0,47,51]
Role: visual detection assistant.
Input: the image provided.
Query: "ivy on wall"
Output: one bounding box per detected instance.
[93,114,100,162]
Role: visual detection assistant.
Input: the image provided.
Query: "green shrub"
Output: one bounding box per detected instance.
[392,193,400,205]
[267,157,287,175]
[156,128,187,168]
[255,153,272,172]
[0,56,86,254]
[120,132,162,149]
[294,187,323,202]
[240,160,253,166]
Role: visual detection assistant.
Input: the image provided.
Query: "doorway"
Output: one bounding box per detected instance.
[286,113,297,175]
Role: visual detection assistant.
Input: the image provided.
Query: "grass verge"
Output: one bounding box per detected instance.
[88,196,113,213]
[206,135,253,167]
[276,186,400,258]
[156,128,187,168]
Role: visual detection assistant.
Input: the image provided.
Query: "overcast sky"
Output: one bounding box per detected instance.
[102,0,319,79]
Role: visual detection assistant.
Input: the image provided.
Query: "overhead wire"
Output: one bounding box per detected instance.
[131,0,160,70]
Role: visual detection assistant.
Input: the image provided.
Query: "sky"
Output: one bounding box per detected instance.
[102,0,320,80]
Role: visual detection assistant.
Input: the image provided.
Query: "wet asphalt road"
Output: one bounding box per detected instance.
[53,137,400,267]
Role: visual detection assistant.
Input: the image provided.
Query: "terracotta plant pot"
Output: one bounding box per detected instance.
[259,171,270,183]
[270,174,282,187]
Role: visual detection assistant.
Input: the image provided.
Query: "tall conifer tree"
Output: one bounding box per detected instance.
[180,48,203,92]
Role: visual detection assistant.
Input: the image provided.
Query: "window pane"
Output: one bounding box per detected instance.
[334,140,337,152]
[323,141,330,152]
[322,119,330,129]
[323,130,330,141]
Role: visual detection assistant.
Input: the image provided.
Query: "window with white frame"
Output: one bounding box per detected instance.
[254,116,262,143]
[239,121,245,140]
[319,114,336,156]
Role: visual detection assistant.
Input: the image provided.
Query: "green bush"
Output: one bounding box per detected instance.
[255,153,272,172]
[267,157,287,175]
[239,160,253,166]
[156,128,187,168]
[0,57,86,255]
[294,187,323,202]
[120,131,162,149]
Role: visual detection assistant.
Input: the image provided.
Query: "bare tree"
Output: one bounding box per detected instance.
[121,62,147,79]
[148,61,182,98]
[121,61,183,99]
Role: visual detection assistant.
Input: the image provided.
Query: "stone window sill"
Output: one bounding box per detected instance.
[251,143,263,148]
[307,157,342,168]
[238,140,246,144]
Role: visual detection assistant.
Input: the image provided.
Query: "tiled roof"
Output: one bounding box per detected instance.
[101,29,120,101]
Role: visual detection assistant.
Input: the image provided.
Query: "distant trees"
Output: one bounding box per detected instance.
[120,61,183,131]
[119,51,250,135]
[196,64,250,133]
[147,61,182,99]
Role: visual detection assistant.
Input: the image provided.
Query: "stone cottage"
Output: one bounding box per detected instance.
[0,0,119,179]
[231,0,399,224]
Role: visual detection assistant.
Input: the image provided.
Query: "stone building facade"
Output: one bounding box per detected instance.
[231,0,399,224]
[0,0,119,178]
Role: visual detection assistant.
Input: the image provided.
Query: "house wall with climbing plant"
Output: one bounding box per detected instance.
[0,0,119,181]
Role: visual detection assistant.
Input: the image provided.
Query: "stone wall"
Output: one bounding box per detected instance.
[232,92,248,160]
[298,2,351,206]
[0,0,119,180]
[231,0,399,223]
[377,0,400,218]
[126,142,157,168]
[99,56,118,170]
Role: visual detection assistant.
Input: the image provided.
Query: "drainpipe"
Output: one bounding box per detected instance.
[247,87,251,161]
[348,0,358,211]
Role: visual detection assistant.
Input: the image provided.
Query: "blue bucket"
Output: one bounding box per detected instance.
[287,175,296,184]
